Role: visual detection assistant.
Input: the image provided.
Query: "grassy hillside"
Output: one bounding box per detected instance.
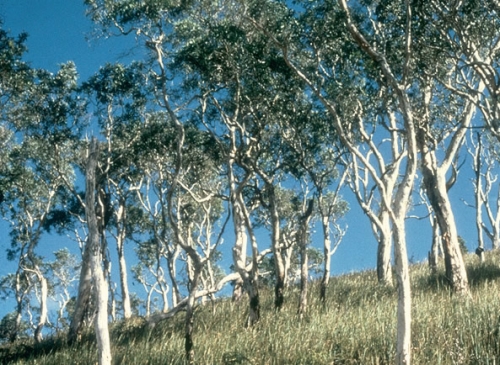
[2,252,500,364]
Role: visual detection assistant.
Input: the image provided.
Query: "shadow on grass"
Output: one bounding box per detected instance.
[0,331,95,364]
[467,259,500,287]
[414,270,452,293]
[414,255,500,293]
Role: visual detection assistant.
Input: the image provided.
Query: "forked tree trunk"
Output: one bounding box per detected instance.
[420,148,469,294]
[231,189,260,326]
[86,138,111,365]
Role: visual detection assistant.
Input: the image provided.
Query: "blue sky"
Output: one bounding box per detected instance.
[0,1,482,319]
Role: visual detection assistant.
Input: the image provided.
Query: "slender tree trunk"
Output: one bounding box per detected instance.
[376,210,393,286]
[420,150,469,293]
[33,273,48,343]
[86,138,112,365]
[12,300,22,343]
[167,248,182,308]
[392,219,411,365]
[185,269,200,364]
[231,189,260,325]
[298,199,313,317]
[246,225,261,326]
[115,200,131,319]
[267,184,285,310]
[298,243,308,317]
[320,215,331,303]
[69,241,93,343]
[428,216,442,274]
[282,241,294,289]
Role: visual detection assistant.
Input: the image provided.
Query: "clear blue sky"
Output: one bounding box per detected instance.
[0,1,481,316]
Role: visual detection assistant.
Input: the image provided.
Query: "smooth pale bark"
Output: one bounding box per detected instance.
[428,216,442,274]
[375,210,393,286]
[251,0,416,360]
[115,199,132,318]
[9,278,24,342]
[167,248,182,307]
[33,273,48,343]
[339,2,417,363]
[229,166,260,325]
[239,192,265,326]
[392,219,412,365]
[347,123,401,287]
[85,138,111,365]
[319,215,331,303]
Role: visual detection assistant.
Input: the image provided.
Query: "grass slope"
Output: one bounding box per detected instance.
[2,252,500,364]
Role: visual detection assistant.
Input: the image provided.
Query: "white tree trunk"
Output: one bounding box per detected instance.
[376,210,393,286]
[34,273,48,343]
[428,215,442,273]
[115,200,132,318]
[230,177,260,325]
[320,215,331,303]
[393,219,411,365]
[86,138,112,365]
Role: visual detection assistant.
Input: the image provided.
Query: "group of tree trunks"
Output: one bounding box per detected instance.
[1,1,500,365]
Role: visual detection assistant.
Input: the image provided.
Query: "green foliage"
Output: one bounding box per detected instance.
[0,313,28,344]
[5,252,500,364]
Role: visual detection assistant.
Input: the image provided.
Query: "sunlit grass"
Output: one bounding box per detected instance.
[3,251,500,364]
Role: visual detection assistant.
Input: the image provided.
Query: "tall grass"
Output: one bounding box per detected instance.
[3,252,500,364]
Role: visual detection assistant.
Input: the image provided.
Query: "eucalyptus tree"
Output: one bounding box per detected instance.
[466,132,500,255]
[408,10,477,294]
[0,56,83,343]
[132,129,182,313]
[85,138,112,365]
[174,1,333,313]
[82,62,150,320]
[45,248,79,331]
[83,4,239,360]
[0,33,88,342]
[244,0,421,362]
[424,1,500,140]
[424,2,500,257]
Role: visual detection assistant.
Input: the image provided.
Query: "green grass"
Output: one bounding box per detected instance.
[3,252,500,364]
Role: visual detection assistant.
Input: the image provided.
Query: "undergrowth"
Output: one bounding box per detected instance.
[3,252,500,364]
